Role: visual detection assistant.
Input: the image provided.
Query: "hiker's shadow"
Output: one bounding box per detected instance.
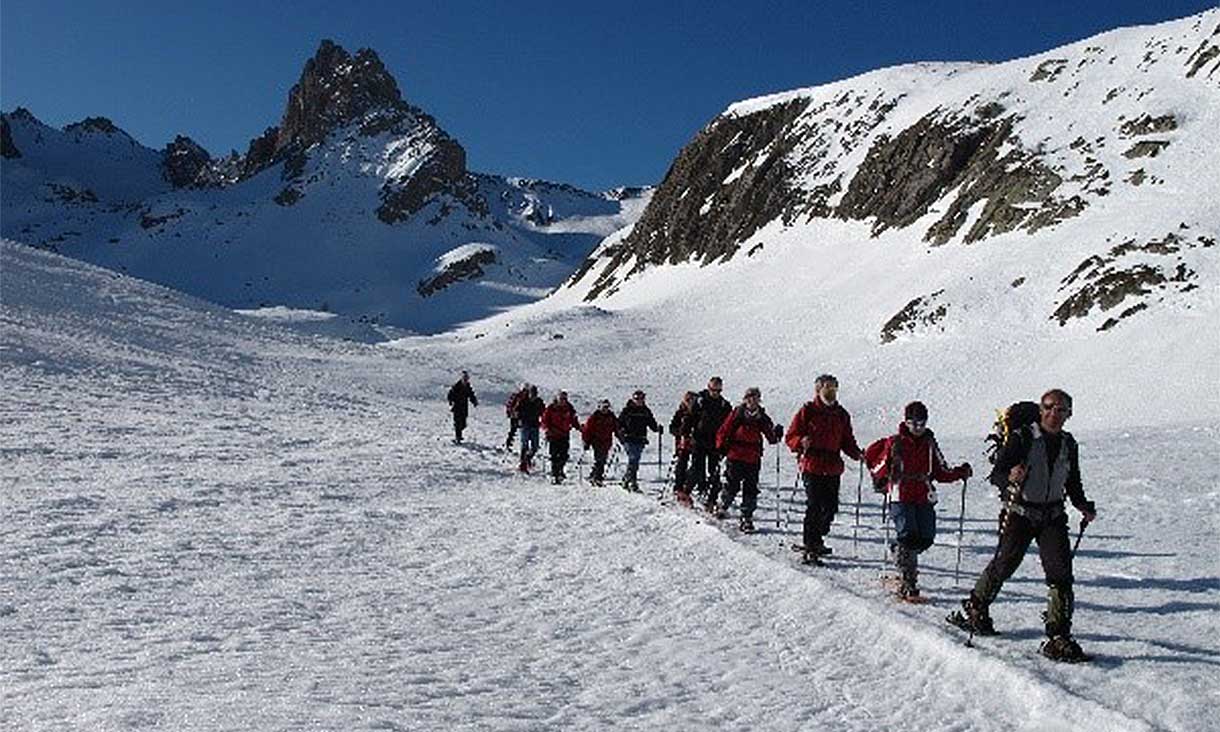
[1077,574,1220,594]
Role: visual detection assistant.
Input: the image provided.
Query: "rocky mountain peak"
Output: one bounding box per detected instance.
[277,39,406,153]
[63,116,123,135]
[162,135,212,188]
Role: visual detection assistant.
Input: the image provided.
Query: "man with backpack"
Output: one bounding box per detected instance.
[617,390,662,492]
[541,391,581,483]
[713,387,783,533]
[515,385,545,473]
[865,401,972,600]
[785,374,863,564]
[948,389,1098,663]
[446,370,478,444]
[689,377,732,511]
[581,399,619,486]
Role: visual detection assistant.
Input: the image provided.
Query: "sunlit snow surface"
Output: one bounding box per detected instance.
[3,239,1219,731]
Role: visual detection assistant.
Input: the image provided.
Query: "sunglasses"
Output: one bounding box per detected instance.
[1041,403,1072,415]
[905,419,927,429]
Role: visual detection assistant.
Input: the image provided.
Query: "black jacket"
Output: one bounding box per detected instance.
[516,395,545,427]
[618,402,660,444]
[691,389,732,447]
[447,380,478,414]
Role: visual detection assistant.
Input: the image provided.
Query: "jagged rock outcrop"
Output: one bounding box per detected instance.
[376,137,471,223]
[63,116,122,135]
[417,248,498,296]
[162,135,212,188]
[1,115,20,158]
[278,40,405,153]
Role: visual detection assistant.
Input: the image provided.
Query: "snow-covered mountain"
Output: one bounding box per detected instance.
[0,41,649,334]
[568,10,1219,340]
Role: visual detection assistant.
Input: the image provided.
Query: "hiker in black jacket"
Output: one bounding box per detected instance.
[689,376,732,511]
[949,389,1098,663]
[446,370,478,443]
[617,390,661,492]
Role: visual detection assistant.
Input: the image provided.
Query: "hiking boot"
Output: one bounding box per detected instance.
[738,516,755,533]
[703,497,717,514]
[674,489,693,506]
[1040,635,1089,663]
[713,505,728,520]
[518,461,529,474]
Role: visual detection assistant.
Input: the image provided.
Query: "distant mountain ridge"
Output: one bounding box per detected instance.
[568,10,1218,339]
[1,40,649,334]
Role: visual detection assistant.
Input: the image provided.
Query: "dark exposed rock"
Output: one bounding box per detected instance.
[278,40,405,153]
[140,208,188,229]
[274,187,303,206]
[63,116,121,135]
[1119,114,1177,137]
[1,116,20,158]
[583,99,808,299]
[840,114,998,235]
[417,247,497,297]
[1122,140,1171,159]
[1185,38,1220,78]
[44,183,98,204]
[1029,59,1069,83]
[1054,231,1204,329]
[242,127,280,178]
[881,290,948,344]
[376,138,471,223]
[162,135,212,188]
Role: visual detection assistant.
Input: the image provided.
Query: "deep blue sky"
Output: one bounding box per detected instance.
[2,1,1214,190]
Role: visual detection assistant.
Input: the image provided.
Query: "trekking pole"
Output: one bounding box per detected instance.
[954,477,968,587]
[577,446,588,487]
[1071,516,1090,557]
[784,472,799,533]
[881,493,891,562]
[774,448,782,528]
[853,460,863,559]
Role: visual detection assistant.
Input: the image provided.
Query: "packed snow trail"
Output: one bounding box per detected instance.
[3,242,1217,731]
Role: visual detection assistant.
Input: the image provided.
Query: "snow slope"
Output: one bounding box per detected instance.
[4,240,1218,731]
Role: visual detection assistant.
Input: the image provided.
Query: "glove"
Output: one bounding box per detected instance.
[959,462,973,479]
[774,424,784,439]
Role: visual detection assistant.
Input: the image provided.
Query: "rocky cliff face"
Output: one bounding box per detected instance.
[572,10,1219,336]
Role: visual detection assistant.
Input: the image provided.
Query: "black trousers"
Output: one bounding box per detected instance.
[505,417,519,447]
[802,473,841,549]
[452,408,468,441]
[972,505,1075,635]
[590,445,610,481]
[720,460,761,518]
[548,436,570,478]
[691,444,722,497]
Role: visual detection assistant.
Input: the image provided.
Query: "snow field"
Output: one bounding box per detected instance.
[4,242,1218,730]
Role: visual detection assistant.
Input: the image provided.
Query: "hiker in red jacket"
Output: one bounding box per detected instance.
[541,391,581,483]
[581,399,618,486]
[866,401,972,600]
[785,374,863,564]
[714,386,782,533]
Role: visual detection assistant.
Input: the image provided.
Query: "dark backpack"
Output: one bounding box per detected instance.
[985,401,1040,465]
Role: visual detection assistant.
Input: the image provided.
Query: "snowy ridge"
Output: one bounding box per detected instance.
[4,240,1216,730]
[0,43,650,334]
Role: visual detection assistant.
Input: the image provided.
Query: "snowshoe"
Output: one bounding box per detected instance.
[946,598,999,636]
[738,516,755,533]
[1039,635,1091,663]
[800,549,825,566]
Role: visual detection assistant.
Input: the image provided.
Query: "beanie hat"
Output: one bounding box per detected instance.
[904,401,928,421]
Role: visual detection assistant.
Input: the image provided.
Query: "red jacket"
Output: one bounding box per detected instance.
[785,398,862,476]
[865,423,968,503]
[581,410,618,451]
[716,406,778,465]
[541,401,580,440]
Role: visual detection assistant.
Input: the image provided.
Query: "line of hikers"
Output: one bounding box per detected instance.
[447,372,1097,663]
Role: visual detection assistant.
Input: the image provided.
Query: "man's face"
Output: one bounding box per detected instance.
[905,418,927,436]
[633,392,645,404]
[817,382,838,404]
[1040,396,1071,433]
[708,380,723,397]
[745,394,760,408]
